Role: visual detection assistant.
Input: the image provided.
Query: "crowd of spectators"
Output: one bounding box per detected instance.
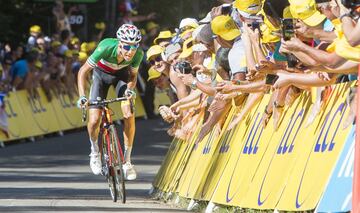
[147,0,360,142]
[1,0,359,142]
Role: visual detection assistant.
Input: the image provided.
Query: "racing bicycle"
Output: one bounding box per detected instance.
[82,97,129,203]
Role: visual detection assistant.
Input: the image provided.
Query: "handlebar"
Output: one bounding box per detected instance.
[81,97,132,122]
[88,97,128,107]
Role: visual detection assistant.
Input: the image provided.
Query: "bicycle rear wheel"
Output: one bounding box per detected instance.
[109,124,126,203]
[101,131,118,202]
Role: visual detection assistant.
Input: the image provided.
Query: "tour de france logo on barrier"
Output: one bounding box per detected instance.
[226,111,264,203]
[257,108,305,206]
[57,92,79,127]
[27,94,49,133]
[202,129,217,154]
[243,112,264,155]
[4,99,20,138]
[294,102,347,209]
[199,125,238,199]
[219,126,237,154]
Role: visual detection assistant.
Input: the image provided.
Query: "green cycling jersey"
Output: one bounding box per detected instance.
[86,38,143,73]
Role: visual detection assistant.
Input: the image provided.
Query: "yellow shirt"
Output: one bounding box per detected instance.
[326,19,360,61]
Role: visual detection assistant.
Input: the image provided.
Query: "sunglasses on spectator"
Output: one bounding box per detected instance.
[121,43,139,51]
[180,26,194,33]
[149,55,162,65]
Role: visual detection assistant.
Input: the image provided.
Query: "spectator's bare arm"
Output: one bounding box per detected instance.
[337,0,360,46]
[281,37,347,69]
[273,72,337,89]
[169,69,189,99]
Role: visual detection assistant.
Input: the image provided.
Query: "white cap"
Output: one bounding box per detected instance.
[192,43,208,52]
[192,25,206,40]
[199,12,212,24]
[161,43,182,61]
[179,18,199,29]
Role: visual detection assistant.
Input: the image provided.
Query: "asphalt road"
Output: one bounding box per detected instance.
[0,118,186,213]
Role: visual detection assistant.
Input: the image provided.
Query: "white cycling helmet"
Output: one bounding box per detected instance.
[116,24,142,44]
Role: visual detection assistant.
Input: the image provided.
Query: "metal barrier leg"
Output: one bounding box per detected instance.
[205,201,216,213]
[187,199,199,211]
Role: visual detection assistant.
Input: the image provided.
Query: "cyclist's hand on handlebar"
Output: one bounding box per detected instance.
[125,88,136,99]
[77,96,88,109]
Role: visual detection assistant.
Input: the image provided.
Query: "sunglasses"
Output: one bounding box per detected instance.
[121,43,139,51]
[149,55,162,65]
[179,26,193,33]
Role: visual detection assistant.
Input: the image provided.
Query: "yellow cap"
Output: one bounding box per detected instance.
[87,42,97,52]
[78,52,88,62]
[179,38,194,59]
[80,42,88,52]
[289,0,326,27]
[30,25,41,33]
[51,41,61,48]
[72,50,79,56]
[283,6,293,19]
[211,15,241,41]
[140,28,146,36]
[147,45,165,60]
[64,50,73,58]
[147,67,162,81]
[71,37,80,45]
[260,10,280,43]
[146,22,159,32]
[154,31,173,44]
[35,60,42,69]
[234,0,261,15]
[95,22,106,30]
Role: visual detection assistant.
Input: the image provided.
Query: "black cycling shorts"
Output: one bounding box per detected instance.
[89,66,129,108]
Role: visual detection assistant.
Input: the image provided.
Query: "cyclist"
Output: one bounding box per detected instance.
[77,24,143,180]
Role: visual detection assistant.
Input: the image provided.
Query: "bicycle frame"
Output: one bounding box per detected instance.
[99,106,125,168]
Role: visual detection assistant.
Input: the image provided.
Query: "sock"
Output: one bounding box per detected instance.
[90,138,99,153]
[124,146,132,163]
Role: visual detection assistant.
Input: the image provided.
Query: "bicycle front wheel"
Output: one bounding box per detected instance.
[109,124,126,203]
[102,131,118,202]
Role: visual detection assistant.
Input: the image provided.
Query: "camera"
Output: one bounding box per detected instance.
[251,22,260,31]
[221,4,232,15]
[281,18,295,41]
[341,0,360,10]
[174,61,192,74]
[281,18,298,68]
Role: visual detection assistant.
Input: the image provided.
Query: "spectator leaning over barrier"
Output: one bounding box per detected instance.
[161,43,189,100]
[190,14,242,143]
[10,50,38,90]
